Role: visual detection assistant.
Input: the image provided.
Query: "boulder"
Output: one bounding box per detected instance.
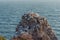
[12,12,58,40]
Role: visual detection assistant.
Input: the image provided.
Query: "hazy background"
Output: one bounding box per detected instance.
[0,0,60,2]
[0,0,60,40]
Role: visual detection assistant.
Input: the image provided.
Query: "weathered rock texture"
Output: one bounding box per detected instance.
[12,12,58,40]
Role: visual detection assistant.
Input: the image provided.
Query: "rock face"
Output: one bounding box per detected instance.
[12,12,58,40]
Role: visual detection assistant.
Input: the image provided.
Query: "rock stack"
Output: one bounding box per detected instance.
[12,12,58,40]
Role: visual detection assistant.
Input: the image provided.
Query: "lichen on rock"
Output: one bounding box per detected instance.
[12,12,58,40]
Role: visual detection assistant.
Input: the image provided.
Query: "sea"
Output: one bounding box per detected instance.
[0,2,60,40]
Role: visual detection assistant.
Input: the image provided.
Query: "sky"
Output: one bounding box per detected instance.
[0,0,60,2]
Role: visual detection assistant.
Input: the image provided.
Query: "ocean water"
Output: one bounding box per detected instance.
[0,2,60,40]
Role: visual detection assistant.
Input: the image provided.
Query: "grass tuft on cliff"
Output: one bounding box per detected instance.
[0,36,6,40]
